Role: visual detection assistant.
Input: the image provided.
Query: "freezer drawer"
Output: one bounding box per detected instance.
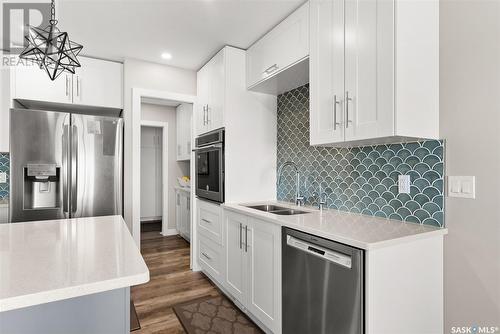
[282,227,364,334]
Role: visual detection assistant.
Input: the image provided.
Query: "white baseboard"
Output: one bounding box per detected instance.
[141,216,162,222]
[161,228,178,236]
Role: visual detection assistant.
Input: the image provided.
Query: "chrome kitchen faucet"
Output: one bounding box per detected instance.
[277,161,304,206]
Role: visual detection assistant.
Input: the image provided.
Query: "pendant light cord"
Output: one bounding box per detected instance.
[50,0,57,24]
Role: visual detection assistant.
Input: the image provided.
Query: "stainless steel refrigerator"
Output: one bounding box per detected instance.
[10,108,123,223]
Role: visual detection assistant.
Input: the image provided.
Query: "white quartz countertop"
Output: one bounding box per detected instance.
[0,215,149,312]
[222,202,447,250]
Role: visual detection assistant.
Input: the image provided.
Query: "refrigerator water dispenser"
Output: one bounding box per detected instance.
[23,164,60,210]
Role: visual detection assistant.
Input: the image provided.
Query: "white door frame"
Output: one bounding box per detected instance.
[140,121,169,235]
[131,88,198,269]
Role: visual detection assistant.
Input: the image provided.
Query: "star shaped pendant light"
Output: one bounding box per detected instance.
[19,0,83,81]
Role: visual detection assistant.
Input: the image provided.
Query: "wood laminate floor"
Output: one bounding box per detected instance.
[131,230,221,334]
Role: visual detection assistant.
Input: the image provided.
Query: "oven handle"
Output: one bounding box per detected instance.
[192,143,223,151]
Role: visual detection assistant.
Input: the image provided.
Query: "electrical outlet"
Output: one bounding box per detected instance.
[0,172,6,183]
[398,175,411,194]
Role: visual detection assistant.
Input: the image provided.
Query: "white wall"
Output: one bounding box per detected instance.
[123,59,196,234]
[440,1,500,330]
[141,103,189,231]
[140,126,162,220]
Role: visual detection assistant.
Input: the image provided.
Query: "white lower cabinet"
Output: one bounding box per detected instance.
[175,189,191,241]
[197,199,222,244]
[198,234,224,283]
[223,210,282,334]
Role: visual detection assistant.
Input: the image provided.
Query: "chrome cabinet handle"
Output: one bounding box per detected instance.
[263,63,279,75]
[201,252,211,260]
[202,105,206,125]
[244,225,248,252]
[202,218,212,224]
[333,94,341,131]
[345,91,353,128]
[206,105,210,124]
[239,223,242,249]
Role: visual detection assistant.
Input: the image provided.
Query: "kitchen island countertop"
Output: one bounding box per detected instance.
[0,215,149,312]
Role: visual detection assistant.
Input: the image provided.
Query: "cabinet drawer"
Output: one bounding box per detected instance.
[197,200,222,244]
[198,235,223,284]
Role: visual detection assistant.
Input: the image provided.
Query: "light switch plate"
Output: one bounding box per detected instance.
[398,175,411,194]
[447,176,475,199]
[0,172,6,183]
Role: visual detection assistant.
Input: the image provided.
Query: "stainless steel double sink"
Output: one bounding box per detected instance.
[245,204,309,215]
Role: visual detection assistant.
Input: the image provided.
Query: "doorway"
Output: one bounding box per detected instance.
[140,121,169,235]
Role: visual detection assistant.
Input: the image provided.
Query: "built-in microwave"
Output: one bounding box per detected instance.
[194,128,224,203]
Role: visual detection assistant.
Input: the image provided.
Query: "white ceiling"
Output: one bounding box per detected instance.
[54,0,304,70]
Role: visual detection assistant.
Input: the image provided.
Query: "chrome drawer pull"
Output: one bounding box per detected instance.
[263,63,279,75]
[201,218,212,224]
[201,252,211,260]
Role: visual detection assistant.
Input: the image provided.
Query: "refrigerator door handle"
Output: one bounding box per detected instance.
[71,124,78,214]
[62,124,70,214]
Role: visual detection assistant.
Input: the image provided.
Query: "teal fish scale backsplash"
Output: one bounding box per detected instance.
[0,153,9,203]
[277,84,445,227]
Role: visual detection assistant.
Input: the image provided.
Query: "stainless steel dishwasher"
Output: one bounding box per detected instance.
[282,228,364,334]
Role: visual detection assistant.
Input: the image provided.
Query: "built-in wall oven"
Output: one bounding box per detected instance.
[194,128,224,203]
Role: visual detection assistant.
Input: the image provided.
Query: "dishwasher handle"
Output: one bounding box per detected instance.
[286,235,352,269]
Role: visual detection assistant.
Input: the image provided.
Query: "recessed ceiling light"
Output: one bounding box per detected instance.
[161,52,172,60]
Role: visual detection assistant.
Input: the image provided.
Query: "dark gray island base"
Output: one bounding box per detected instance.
[0,288,130,334]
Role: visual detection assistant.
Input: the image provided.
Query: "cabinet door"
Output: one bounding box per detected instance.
[181,193,189,238]
[246,2,309,88]
[344,0,394,141]
[207,49,225,131]
[196,66,209,135]
[246,218,282,333]
[223,211,247,305]
[175,191,182,232]
[309,0,345,145]
[176,104,184,161]
[177,103,193,161]
[185,195,191,240]
[13,63,72,104]
[183,104,193,159]
[73,57,123,109]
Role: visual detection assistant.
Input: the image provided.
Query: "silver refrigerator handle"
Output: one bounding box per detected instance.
[70,124,78,214]
[62,124,70,215]
[286,235,352,269]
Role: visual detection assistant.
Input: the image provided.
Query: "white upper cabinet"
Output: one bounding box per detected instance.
[310,0,439,146]
[73,57,123,109]
[13,63,73,104]
[196,49,225,135]
[12,56,123,110]
[176,103,192,161]
[309,0,344,144]
[246,2,309,94]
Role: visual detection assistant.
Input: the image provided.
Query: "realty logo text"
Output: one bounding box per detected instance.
[2,2,50,66]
